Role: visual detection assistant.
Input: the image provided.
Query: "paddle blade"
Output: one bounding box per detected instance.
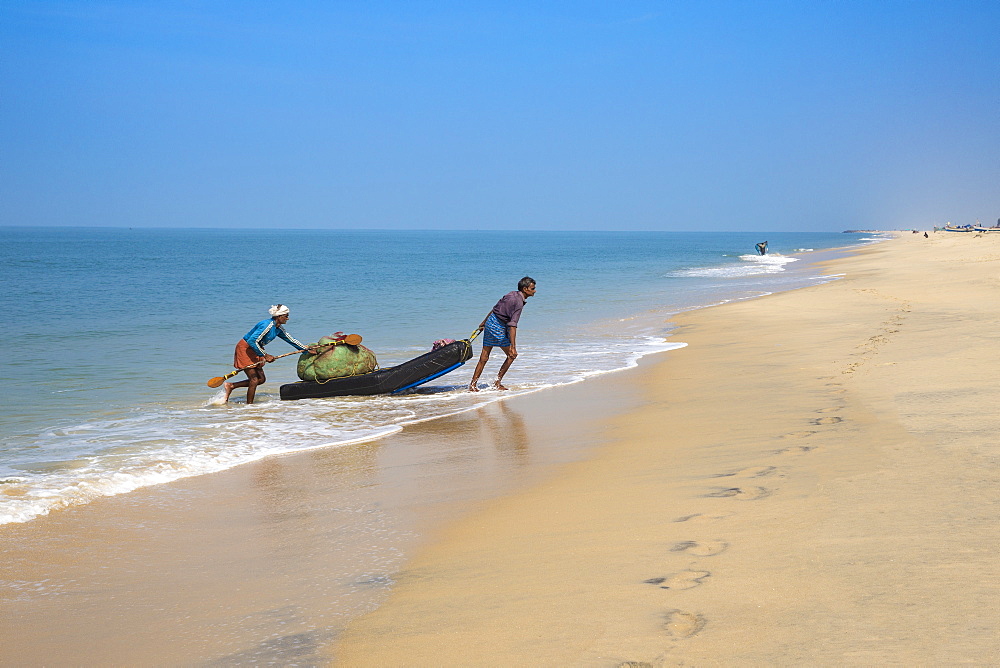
[207,376,225,388]
[344,334,363,346]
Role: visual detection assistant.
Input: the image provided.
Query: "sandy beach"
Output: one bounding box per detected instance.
[3,232,1000,665]
[332,232,1000,665]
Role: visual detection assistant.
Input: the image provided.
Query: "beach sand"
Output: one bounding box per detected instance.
[332,232,1000,665]
[3,232,999,665]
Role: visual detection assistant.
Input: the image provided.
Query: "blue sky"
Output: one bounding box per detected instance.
[2,1,997,231]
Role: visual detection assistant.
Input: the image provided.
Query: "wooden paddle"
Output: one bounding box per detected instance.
[206,334,363,388]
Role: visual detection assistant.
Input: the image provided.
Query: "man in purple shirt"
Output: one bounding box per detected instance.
[469,276,537,392]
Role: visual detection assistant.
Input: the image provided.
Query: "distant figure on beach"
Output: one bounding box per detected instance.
[924,232,929,238]
[468,277,537,392]
[756,241,768,255]
[224,304,311,404]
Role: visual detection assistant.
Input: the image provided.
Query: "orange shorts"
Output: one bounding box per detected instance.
[234,339,262,369]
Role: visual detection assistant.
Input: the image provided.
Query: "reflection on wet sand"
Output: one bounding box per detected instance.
[478,399,531,466]
[0,380,638,665]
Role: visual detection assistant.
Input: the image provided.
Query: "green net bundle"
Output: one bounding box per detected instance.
[296,334,377,382]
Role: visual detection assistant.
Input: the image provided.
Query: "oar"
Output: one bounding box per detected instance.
[206,334,363,388]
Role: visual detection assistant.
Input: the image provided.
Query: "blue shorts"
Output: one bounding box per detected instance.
[483,313,511,347]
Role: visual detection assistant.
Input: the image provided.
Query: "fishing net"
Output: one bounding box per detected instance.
[296,334,377,382]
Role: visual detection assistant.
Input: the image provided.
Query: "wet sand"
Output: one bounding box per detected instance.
[0,359,642,664]
[332,232,1000,665]
[4,232,1000,665]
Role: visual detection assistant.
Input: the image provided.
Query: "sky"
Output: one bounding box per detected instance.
[1,1,997,232]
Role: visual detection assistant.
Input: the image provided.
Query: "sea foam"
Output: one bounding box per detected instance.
[668,253,799,278]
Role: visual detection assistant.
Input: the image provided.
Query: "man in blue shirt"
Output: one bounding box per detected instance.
[224,304,311,404]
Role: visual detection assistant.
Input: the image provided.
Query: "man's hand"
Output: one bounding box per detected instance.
[264,354,276,363]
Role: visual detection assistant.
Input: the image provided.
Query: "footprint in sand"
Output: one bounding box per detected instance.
[704,486,771,500]
[711,465,778,479]
[663,610,706,638]
[673,512,733,523]
[776,444,816,455]
[644,570,711,590]
[816,406,844,414]
[670,540,728,556]
[811,416,842,425]
[780,430,817,439]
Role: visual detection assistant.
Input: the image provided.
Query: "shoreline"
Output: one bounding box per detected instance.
[1,236,862,528]
[5,231,998,663]
[332,232,1000,665]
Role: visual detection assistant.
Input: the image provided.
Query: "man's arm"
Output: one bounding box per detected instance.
[276,326,308,351]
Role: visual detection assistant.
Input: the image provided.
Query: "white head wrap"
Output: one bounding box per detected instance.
[268,304,289,317]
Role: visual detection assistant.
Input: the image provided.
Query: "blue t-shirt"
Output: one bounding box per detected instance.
[242,318,307,355]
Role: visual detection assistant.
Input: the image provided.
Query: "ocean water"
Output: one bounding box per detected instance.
[0,227,883,524]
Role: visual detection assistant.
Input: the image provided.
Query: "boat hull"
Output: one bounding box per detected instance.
[279,339,474,400]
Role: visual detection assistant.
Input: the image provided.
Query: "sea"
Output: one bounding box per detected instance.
[0,227,885,525]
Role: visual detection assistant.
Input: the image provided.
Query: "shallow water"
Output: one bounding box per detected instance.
[0,227,883,523]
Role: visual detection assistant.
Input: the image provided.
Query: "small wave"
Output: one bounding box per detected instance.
[0,407,408,524]
[667,254,798,278]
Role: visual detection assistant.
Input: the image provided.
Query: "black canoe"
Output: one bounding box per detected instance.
[279,338,475,400]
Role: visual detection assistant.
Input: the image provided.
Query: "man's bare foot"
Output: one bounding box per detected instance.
[223,382,234,403]
[468,382,480,392]
[493,380,509,391]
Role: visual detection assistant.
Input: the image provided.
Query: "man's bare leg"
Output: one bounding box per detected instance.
[246,367,266,404]
[223,379,249,403]
[225,368,266,404]
[493,346,517,390]
[468,346,493,392]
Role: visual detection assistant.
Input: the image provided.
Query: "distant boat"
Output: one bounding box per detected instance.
[973,226,1000,232]
[940,224,975,232]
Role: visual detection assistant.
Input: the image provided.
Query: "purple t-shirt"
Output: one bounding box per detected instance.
[492,290,526,327]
